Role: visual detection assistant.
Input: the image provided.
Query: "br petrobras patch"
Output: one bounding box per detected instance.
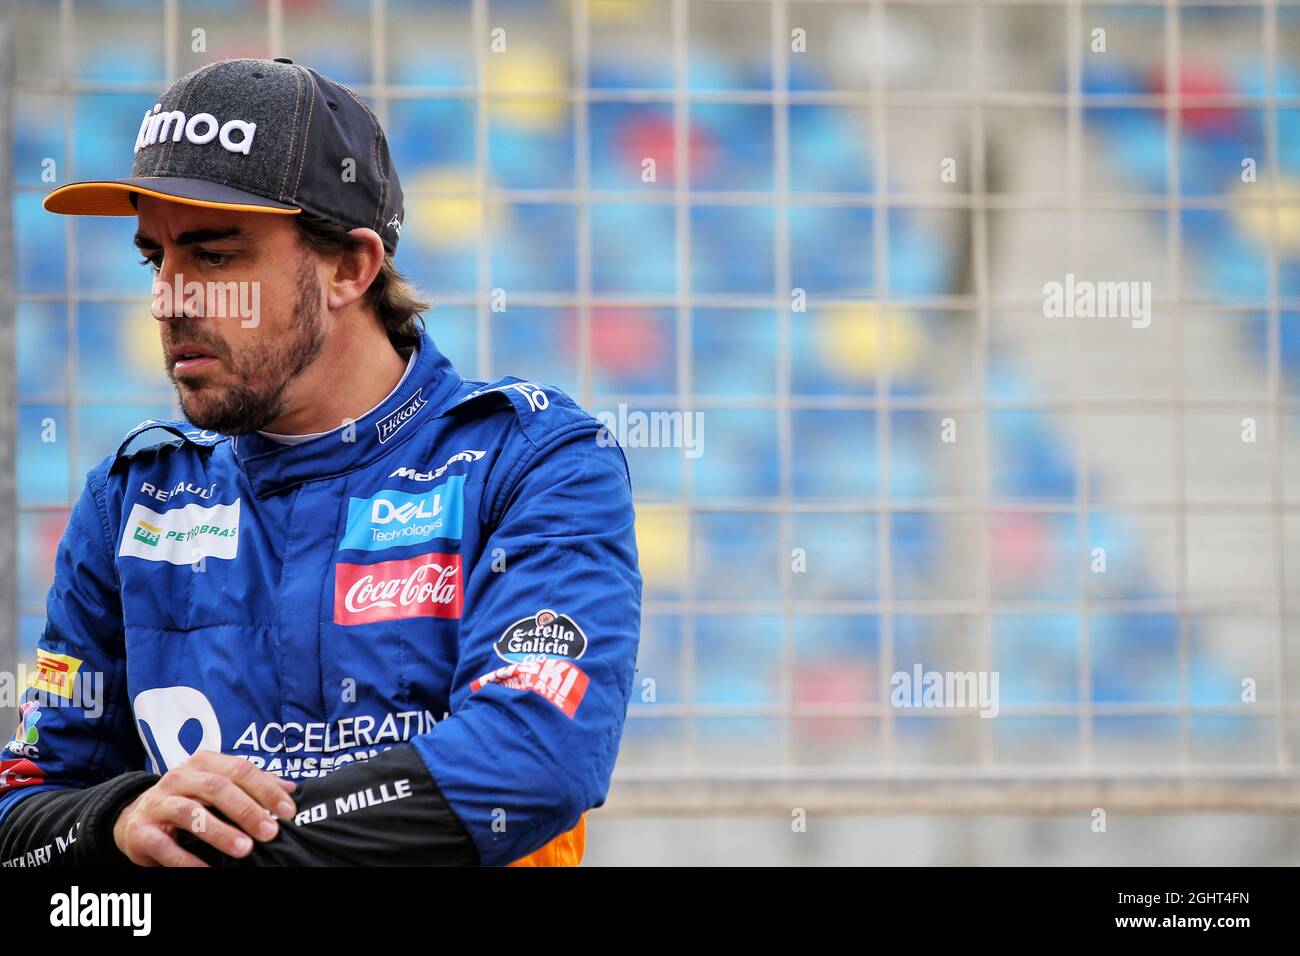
[117,499,240,564]
[339,476,465,552]
[493,609,588,664]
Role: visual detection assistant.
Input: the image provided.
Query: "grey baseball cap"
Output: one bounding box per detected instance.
[43,57,406,253]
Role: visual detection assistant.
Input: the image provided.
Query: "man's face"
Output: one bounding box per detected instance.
[134,196,326,435]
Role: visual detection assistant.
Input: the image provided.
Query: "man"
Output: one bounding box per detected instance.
[0,58,641,867]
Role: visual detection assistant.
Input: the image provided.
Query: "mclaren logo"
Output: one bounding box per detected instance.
[389,449,486,483]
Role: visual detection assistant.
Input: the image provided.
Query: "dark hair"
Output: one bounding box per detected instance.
[293,213,429,349]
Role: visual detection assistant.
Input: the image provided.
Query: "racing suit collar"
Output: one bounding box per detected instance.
[230,330,462,497]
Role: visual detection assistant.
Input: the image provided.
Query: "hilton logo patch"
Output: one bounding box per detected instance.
[376,389,428,444]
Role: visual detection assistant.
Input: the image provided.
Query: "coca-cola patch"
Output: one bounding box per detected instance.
[471,659,590,718]
[493,609,588,664]
[334,553,463,625]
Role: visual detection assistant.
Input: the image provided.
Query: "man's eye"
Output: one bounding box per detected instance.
[197,251,231,267]
[138,257,161,273]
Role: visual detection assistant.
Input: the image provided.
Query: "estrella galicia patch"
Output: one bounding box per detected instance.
[493,609,588,664]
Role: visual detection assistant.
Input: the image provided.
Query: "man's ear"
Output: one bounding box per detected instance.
[326,227,385,312]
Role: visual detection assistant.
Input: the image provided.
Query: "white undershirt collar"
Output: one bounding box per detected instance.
[257,348,416,446]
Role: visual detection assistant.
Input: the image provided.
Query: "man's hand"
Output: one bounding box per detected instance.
[112,751,297,867]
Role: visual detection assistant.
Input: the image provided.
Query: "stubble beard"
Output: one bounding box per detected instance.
[170,255,326,435]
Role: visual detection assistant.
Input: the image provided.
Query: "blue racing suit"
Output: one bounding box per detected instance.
[0,330,641,867]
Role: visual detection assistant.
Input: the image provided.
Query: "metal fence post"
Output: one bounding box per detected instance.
[0,3,17,726]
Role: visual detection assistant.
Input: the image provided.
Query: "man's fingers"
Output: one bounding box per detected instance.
[117,758,299,866]
[186,771,282,841]
[154,794,255,860]
[184,751,298,820]
[135,823,209,868]
[225,756,298,819]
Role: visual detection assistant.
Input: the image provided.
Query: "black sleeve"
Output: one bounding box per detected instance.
[177,745,480,867]
[0,772,160,867]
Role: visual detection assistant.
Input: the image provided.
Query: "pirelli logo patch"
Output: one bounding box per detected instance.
[28,649,84,701]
